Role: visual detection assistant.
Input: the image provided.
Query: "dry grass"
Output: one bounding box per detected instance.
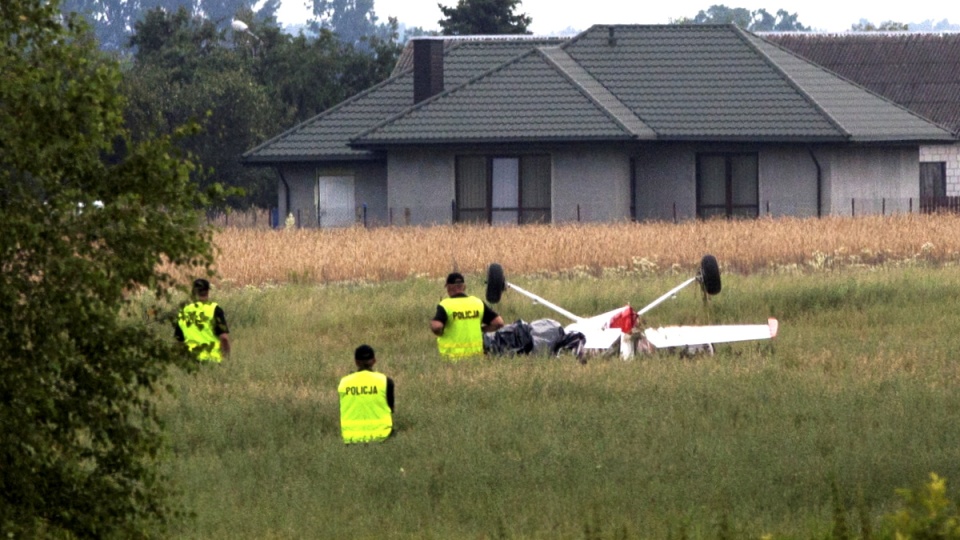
[207,214,960,287]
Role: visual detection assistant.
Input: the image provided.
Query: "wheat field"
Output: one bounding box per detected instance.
[206,214,960,287]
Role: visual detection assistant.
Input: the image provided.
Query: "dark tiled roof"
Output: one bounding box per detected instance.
[359,25,953,145]
[245,26,955,163]
[560,25,842,140]
[242,76,412,163]
[761,32,960,133]
[391,35,567,75]
[354,47,653,144]
[243,37,567,163]
[744,32,952,140]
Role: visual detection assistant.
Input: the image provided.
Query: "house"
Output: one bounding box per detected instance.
[241,24,956,227]
[761,32,960,201]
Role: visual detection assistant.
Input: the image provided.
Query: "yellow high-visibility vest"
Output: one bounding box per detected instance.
[177,301,222,362]
[437,295,485,360]
[338,370,392,444]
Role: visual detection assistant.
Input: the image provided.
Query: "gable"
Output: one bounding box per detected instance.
[353,47,652,145]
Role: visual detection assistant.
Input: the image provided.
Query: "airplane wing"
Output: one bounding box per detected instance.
[643,318,778,349]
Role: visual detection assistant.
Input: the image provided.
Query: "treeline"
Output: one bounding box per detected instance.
[63,3,403,209]
[58,0,937,211]
[59,0,542,210]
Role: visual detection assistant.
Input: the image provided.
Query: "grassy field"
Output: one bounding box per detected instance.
[154,216,960,538]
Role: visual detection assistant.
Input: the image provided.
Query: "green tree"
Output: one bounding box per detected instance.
[686,4,754,27]
[126,7,280,208]
[0,1,216,536]
[60,0,278,52]
[751,9,810,31]
[673,4,809,31]
[254,18,401,122]
[308,0,397,47]
[438,0,532,35]
[851,19,910,31]
[123,7,401,208]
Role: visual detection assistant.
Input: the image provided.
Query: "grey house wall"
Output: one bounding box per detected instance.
[387,148,455,226]
[632,143,922,220]
[352,162,389,226]
[818,146,918,215]
[385,145,635,225]
[359,142,924,227]
[634,144,697,221]
[759,146,820,217]
[276,161,387,228]
[633,144,821,221]
[552,146,632,223]
[276,163,316,227]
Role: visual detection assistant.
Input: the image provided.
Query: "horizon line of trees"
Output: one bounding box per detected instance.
[59,1,952,210]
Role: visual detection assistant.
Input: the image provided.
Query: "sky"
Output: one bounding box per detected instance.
[275,0,958,34]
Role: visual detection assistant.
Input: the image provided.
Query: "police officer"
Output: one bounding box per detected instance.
[175,278,231,362]
[338,345,394,444]
[430,272,504,360]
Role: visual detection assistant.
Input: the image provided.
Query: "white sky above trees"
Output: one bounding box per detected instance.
[276,0,958,34]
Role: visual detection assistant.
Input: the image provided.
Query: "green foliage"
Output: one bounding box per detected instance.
[124,7,276,209]
[61,0,276,52]
[673,4,809,31]
[307,0,398,47]
[252,18,401,122]
[120,6,400,209]
[0,1,216,536]
[439,0,532,35]
[850,19,910,31]
[881,473,960,539]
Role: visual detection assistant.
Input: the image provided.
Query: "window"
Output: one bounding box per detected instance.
[697,153,758,218]
[455,155,551,224]
[920,162,946,199]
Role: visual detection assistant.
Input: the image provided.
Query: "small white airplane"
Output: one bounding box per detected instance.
[484,255,778,359]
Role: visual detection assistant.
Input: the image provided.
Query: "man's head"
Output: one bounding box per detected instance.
[354,344,376,368]
[192,278,211,299]
[445,272,466,295]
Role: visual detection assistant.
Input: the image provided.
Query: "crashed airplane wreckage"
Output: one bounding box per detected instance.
[482,255,778,361]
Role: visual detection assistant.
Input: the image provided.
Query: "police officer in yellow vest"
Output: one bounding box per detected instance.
[338,344,394,444]
[430,272,504,360]
[175,279,231,362]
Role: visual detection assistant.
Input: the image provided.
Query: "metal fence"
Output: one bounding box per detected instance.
[209,198,960,229]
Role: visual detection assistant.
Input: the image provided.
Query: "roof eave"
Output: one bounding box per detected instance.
[351,135,642,147]
[241,152,384,165]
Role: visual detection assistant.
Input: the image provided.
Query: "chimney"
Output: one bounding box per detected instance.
[413,38,444,104]
[608,26,617,46]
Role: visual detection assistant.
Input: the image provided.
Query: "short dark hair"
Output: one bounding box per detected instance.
[192,278,211,293]
[445,272,465,285]
[354,344,375,363]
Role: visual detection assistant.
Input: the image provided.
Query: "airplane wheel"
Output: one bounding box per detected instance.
[486,263,505,303]
[700,255,722,295]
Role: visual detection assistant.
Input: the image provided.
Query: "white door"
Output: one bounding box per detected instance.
[316,175,355,227]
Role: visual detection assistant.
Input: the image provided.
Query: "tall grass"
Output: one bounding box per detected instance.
[155,264,960,539]
[205,214,960,288]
